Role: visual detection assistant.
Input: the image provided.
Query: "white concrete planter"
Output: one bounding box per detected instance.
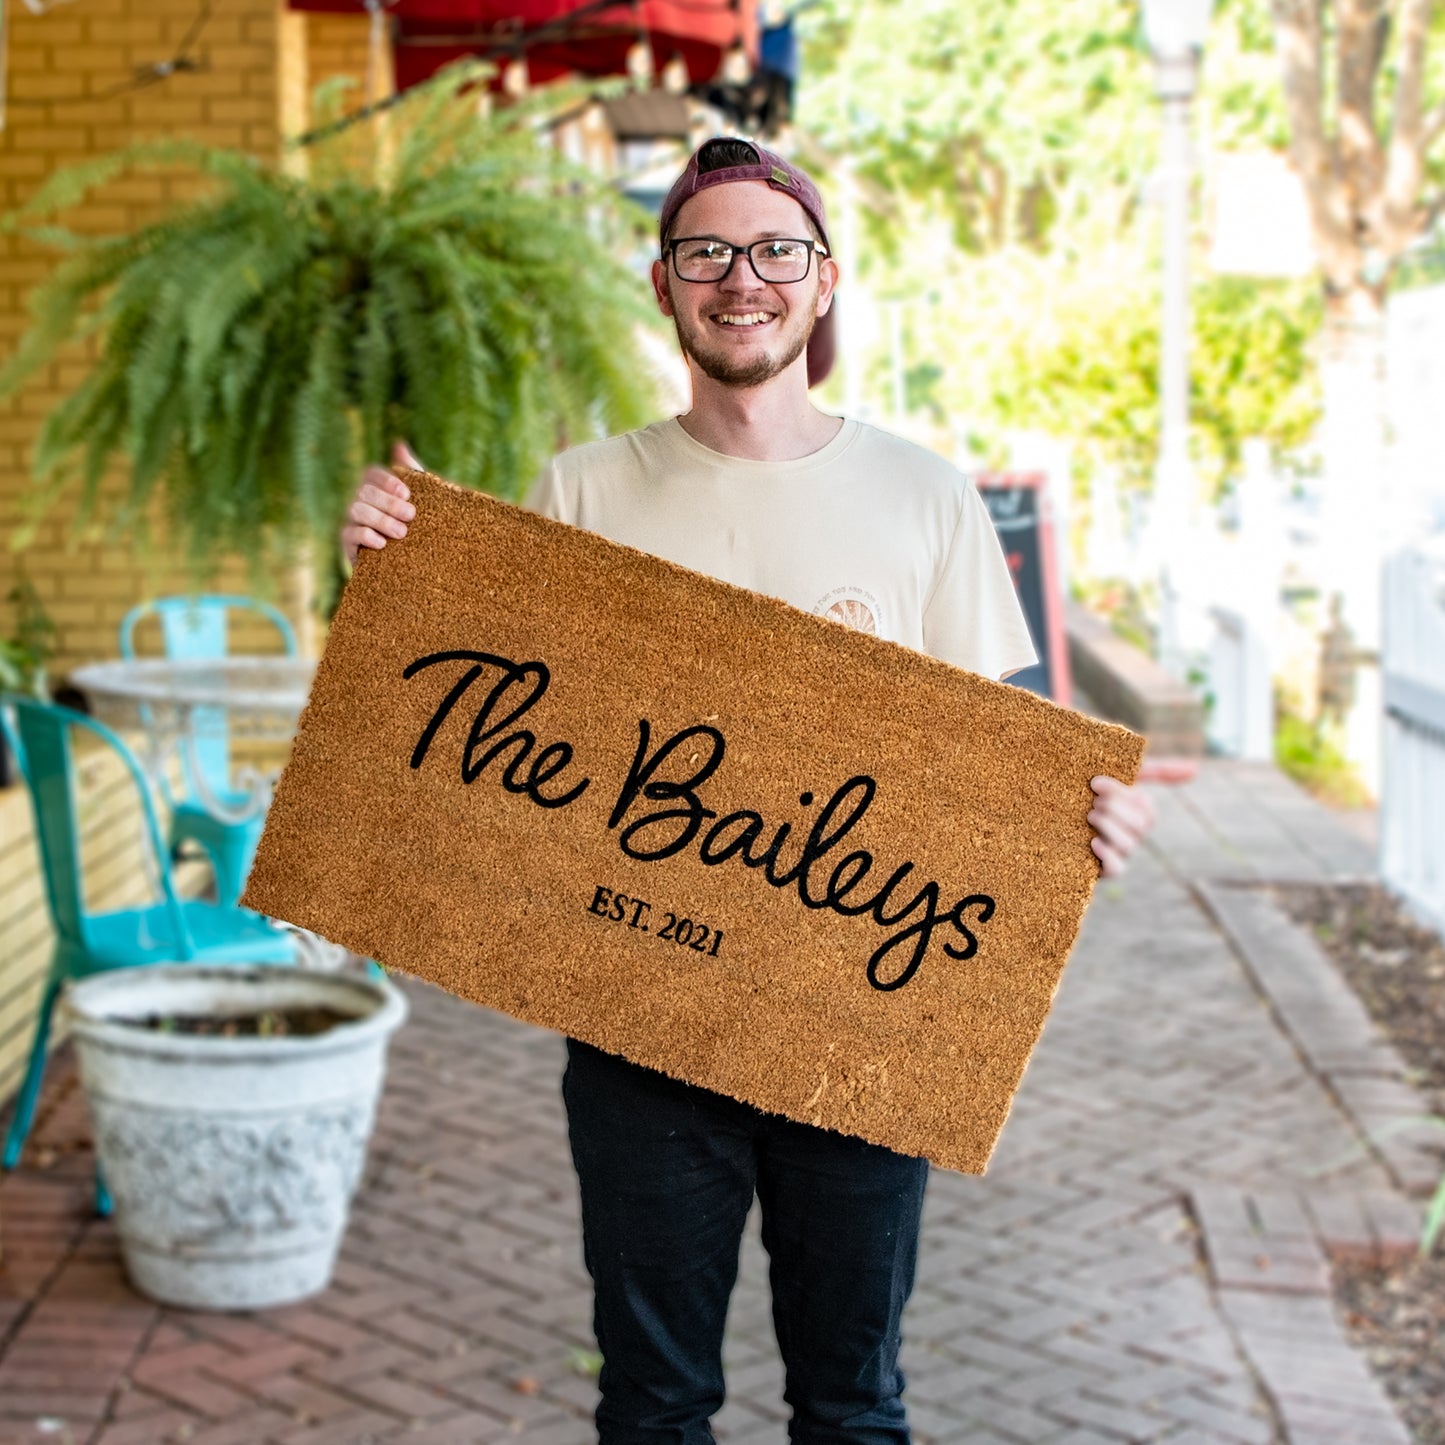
[61,965,408,1311]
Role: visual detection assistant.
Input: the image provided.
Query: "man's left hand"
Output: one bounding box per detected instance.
[1088,759,1197,877]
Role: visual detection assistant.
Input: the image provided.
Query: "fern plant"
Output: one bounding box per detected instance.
[0,65,663,583]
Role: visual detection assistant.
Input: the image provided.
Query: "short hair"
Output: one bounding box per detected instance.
[695,137,762,172]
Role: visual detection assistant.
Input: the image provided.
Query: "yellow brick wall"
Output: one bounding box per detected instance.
[0,0,288,675]
[308,11,388,98]
[0,2,387,1108]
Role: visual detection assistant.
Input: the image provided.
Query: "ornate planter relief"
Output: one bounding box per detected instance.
[62,966,407,1311]
[89,1105,371,1243]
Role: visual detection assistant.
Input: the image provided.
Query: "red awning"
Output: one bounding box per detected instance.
[289,1,757,93]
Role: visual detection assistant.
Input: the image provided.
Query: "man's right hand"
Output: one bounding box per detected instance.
[341,440,423,564]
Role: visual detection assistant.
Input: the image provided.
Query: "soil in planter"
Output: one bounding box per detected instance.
[116,1007,355,1038]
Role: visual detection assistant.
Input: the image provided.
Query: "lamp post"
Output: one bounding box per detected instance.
[1141,0,1212,677]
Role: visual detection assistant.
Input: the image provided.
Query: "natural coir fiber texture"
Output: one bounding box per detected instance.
[244,472,1143,1172]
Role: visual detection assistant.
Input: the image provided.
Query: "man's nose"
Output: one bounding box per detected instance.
[716,253,763,294]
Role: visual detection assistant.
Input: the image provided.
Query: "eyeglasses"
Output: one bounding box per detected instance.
[668,236,829,285]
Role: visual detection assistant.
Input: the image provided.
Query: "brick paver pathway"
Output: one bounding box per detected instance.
[0,761,1430,1444]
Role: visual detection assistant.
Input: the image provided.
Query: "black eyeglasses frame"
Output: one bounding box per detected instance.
[666,236,831,285]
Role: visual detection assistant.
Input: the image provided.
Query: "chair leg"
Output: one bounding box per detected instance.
[211,840,249,911]
[95,1162,113,1219]
[205,829,261,911]
[2,976,63,1171]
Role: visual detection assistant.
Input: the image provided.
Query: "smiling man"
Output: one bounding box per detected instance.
[342,136,1162,1444]
[660,216,825,387]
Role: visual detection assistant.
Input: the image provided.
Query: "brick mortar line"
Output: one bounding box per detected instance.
[84,1285,165,1445]
[0,1075,96,1362]
[1136,834,1363,1120]
[1173,1191,1295,1445]
[1215,1283,1413,1445]
[1183,879,1424,1445]
[1191,877,1435,1199]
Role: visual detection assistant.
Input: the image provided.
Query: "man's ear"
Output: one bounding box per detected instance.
[651,258,675,318]
[815,256,839,317]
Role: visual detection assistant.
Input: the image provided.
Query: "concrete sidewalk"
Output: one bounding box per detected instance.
[0,761,1433,1445]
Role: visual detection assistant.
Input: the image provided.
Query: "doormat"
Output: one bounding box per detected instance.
[243,472,1143,1172]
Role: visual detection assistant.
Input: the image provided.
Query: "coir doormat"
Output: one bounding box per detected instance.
[243,472,1143,1172]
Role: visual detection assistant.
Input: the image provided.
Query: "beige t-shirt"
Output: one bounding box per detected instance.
[526,416,1038,683]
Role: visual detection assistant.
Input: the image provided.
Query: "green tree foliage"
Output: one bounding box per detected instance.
[1200,0,1291,150]
[805,0,1154,252]
[974,250,1321,497]
[0,64,662,580]
[801,0,1322,498]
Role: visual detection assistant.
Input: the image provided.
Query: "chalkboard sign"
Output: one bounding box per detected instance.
[975,473,1071,705]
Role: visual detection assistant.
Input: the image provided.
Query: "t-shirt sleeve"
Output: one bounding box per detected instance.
[522,458,573,524]
[922,484,1038,681]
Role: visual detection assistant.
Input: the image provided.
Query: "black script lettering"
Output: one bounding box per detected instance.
[755,820,799,881]
[699,810,764,866]
[944,894,995,960]
[788,777,878,903]
[608,720,724,861]
[588,885,612,917]
[823,850,876,915]
[612,759,994,991]
[698,810,804,881]
[863,867,950,992]
[403,650,589,809]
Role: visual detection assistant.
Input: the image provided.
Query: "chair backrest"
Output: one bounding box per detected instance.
[0,698,27,789]
[118,594,298,663]
[117,595,299,800]
[1,696,189,955]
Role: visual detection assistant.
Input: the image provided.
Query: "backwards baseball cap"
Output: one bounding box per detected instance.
[658,136,836,388]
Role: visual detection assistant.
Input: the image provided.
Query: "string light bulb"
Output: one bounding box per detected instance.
[502,54,529,97]
[661,52,689,94]
[719,40,750,85]
[625,34,655,83]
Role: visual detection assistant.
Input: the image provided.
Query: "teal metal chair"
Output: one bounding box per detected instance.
[119,595,298,908]
[0,696,296,1178]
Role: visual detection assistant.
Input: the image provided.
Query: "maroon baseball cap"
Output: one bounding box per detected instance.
[659,136,836,388]
[659,137,831,250]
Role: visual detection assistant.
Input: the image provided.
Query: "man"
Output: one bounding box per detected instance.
[343,137,1162,1443]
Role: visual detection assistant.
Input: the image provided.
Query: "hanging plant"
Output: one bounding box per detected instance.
[0,64,663,582]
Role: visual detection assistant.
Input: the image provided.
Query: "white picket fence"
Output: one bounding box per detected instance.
[1205,605,1274,760]
[1381,544,1445,932]
[1173,443,1280,763]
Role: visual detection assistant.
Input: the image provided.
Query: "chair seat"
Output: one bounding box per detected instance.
[84,901,295,971]
[172,796,267,838]
[168,798,268,909]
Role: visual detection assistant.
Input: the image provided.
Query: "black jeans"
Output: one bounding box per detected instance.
[562,1039,930,1444]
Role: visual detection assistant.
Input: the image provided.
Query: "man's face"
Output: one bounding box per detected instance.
[652,180,836,389]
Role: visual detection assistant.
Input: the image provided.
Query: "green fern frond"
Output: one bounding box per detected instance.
[0,59,664,578]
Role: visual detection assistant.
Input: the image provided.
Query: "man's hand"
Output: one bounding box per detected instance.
[340,440,423,564]
[1088,758,1197,877]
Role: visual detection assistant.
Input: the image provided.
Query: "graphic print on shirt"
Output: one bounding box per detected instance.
[814,585,882,636]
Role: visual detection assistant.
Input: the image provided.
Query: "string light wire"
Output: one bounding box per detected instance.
[3,0,216,109]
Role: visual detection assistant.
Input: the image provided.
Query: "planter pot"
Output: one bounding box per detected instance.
[61,965,408,1311]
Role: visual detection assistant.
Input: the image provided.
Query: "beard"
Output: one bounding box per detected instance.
[672,287,819,388]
